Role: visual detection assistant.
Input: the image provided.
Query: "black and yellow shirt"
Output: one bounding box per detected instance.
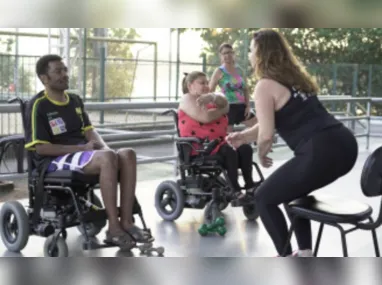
[25,90,94,151]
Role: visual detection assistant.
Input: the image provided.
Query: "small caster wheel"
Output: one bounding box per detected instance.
[44,235,69,257]
[156,247,165,255]
[243,204,259,221]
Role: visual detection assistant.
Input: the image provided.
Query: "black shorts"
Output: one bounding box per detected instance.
[228,103,255,125]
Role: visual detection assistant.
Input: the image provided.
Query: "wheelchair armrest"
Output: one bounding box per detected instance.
[174,137,203,144]
[0,134,25,146]
[176,136,220,156]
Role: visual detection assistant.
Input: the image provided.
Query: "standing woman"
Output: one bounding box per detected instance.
[209,43,257,133]
[226,29,358,257]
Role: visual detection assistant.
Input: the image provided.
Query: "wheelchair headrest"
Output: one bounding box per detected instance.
[360,146,382,197]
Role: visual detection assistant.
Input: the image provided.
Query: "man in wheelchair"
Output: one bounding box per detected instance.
[179,71,258,205]
[24,54,151,249]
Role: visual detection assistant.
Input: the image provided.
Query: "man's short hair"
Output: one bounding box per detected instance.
[35,54,63,77]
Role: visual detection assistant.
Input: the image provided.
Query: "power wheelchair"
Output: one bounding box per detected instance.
[155,109,265,236]
[0,97,164,257]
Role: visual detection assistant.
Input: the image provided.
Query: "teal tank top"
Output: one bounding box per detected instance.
[217,65,246,103]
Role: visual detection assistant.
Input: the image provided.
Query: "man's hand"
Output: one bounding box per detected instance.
[84,140,104,151]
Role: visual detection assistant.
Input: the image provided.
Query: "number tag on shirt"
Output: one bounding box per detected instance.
[49,117,67,135]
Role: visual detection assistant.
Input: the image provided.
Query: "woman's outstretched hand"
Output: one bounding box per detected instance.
[226,132,246,149]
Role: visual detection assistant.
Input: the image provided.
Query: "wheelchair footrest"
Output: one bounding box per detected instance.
[82,209,107,223]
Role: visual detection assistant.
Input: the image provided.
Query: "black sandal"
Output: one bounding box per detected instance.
[105,231,136,250]
[125,225,154,244]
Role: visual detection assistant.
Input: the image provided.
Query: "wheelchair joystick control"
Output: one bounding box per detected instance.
[203,139,220,155]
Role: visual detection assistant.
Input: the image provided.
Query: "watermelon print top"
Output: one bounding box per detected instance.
[178,103,228,156]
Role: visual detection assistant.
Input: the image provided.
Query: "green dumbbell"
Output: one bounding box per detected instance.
[206,222,217,231]
[216,226,227,236]
[198,224,209,236]
[214,217,225,227]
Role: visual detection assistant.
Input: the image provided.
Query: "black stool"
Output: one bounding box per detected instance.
[282,147,382,257]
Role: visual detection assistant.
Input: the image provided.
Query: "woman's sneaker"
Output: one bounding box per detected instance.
[276,249,313,257]
[293,249,313,257]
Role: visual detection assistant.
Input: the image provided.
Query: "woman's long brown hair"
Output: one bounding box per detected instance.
[253,29,319,94]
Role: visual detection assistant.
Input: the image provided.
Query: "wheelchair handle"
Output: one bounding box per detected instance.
[8,97,21,104]
[161,109,176,116]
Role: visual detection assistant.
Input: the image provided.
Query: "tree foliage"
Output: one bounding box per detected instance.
[181,28,382,100]
[85,28,139,100]
[0,37,33,98]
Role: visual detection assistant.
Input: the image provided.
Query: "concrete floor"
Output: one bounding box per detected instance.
[1,138,382,257]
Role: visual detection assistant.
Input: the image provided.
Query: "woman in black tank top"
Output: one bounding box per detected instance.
[226,29,358,257]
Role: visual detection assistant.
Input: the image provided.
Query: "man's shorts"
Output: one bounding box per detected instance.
[228,103,256,126]
[47,151,95,173]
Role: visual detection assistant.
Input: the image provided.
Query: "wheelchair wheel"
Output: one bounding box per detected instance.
[0,201,29,252]
[44,235,69,257]
[77,195,107,237]
[155,180,185,221]
[243,204,259,221]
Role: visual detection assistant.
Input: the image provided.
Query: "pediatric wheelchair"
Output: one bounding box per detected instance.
[0,97,164,257]
[155,109,265,236]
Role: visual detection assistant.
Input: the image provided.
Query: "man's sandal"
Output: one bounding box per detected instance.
[125,225,155,244]
[105,231,136,250]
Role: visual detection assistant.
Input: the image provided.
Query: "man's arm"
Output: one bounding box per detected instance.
[35,144,88,157]
[78,96,109,149]
[85,129,109,150]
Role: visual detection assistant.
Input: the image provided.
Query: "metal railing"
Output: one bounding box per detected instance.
[0,96,377,181]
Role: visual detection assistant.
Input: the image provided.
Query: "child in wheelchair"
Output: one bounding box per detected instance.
[179,71,259,205]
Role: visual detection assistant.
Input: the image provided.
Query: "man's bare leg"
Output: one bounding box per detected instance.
[82,149,123,236]
[116,148,137,229]
[116,148,153,242]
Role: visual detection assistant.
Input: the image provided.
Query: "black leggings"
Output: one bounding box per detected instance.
[217,144,255,191]
[254,125,358,256]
